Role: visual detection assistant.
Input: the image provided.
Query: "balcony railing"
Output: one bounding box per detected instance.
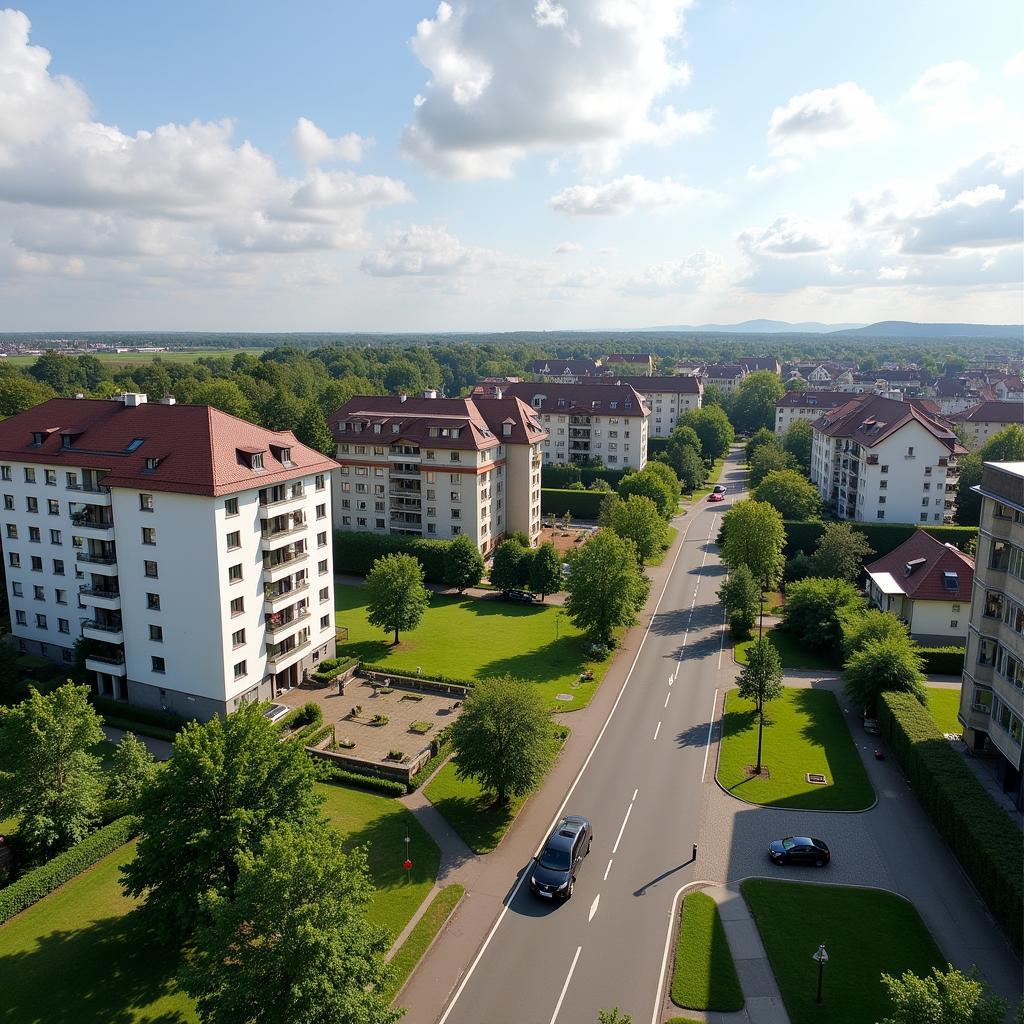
[263,549,308,571]
[79,585,120,599]
[260,490,305,508]
[83,618,123,634]
[262,521,308,540]
[66,482,109,494]
[265,608,311,634]
[87,651,124,666]
[70,512,114,528]
[76,552,117,565]
[267,637,311,665]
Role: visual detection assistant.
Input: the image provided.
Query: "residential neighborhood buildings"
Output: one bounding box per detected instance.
[958,460,1024,808]
[702,363,747,393]
[774,391,861,435]
[0,394,339,720]
[605,352,655,375]
[528,358,602,382]
[950,401,1024,447]
[594,375,702,437]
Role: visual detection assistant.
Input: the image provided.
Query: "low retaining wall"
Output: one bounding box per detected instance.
[360,668,470,699]
[307,744,433,785]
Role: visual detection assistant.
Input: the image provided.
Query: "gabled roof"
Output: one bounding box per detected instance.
[776,391,861,411]
[866,530,974,602]
[0,397,337,497]
[502,381,651,416]
[740,357,781,373]
[703,363,746,379]
[811,394,965,453]
[595,375,702,395]
[605,353,654,364]
[528,358,600,376]
[950,401,1024,425]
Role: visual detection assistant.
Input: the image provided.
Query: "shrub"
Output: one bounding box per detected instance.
[100,715,177,744]
[377,686,394,695]
[400,692,424,701]
[317,769,406,798]
[839,607,911,660]
[0,816,137,925]
[917,646,965,675]
[540,488,603,519]
[276,702,322,733]
[90,696,189,733]
[877,691,1023,953]
[781,577,863,654]
[409,721,432,734]
[333,530,451,582]
[300,724,333,748]
[387,749,405,761]
[370,714,389,726]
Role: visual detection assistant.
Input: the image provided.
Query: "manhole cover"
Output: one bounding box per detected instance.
[555,693,574,702]
[806,773,828,785]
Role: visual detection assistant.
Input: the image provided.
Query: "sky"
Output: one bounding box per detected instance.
[1,0,1021,332]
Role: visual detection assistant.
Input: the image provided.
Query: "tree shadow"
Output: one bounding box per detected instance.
[475,635,596,685]
[337,638,393,665]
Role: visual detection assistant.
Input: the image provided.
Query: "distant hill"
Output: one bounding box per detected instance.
[649,319,864,334]
[831,321,1022,339]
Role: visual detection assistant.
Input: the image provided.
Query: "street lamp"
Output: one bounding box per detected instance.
[812,943,829,1004]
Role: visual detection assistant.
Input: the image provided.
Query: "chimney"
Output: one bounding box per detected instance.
[423,389,438,399]
[399,392,407,403]
[74,393,85,400]
[161,395,176,406]
[495,386,504,400]
[121,392,148,407]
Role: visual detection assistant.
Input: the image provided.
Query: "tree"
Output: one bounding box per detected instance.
[678,406,735,463]
[783,419,813,472]
[610,495,668,564]
[529,542,563,600]
[587,477,613,492]
[443,534,485,593]
[619,464,679,520]
[879,964,1008,1024]
[121,701,322,941]
[191,379,256,421]
[598,1011,632,1024]
[719,500,786,592]
[28,351,87,393]
[669,424,702,456]
[784,377,808,391]
[669,444,708,494]
[744,427,777,463]
[294,401,334,455]
[748,442,798,487]
[957,426,1024,525]
[107,732,157,807]
[0,683,105,862]
[731,371,785,433]
[365,552,430,644]
[490,539,530,593]
[642,460,683,511]
[0,373,56,417]
[753,469,821,521]
[737,637,783,774]
[564,531,650,644]
[701,383,732,414]
[597,490,621,526]
[839,607,911,661]
[184,821,400,1024]
[843,634,925,711]
[810,522,874,582]
[0,640,28,706]
[782,577,863,654]
[718,563,760,640]
[450,675,555,806]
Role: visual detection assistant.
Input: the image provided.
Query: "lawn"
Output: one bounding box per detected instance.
[925,687,962,736]
[735,626,837,671]
[647,526,678,567]
[5,349,265,368]
[335,584,611,711]
[0,783,440,1024]
[742,879,943,1024]
[671,891,743,1011]
[718,687,874,811]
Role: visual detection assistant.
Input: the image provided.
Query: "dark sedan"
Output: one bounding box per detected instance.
[530,815,592,900]
[768,836,830,867]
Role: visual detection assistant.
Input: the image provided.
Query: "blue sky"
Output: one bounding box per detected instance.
[2,1,1021,331]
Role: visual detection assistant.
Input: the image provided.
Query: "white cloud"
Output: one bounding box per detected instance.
[360,224,500,276]
[554,241,582,253]
[291,117,371,164]
[746,158,802,181]
[548,174,706,215]
[1005,51,1024,78]
[907,60,978,103]
[620,250,727,296]
[738,214,833,256]
[767,82,889,156]
[401,0,709,178]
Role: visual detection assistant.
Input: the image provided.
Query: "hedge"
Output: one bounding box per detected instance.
[540,466,628,490]
[877,691,1023,953]
[334,530,451,582]
[300,724,334,748]
[318,767,407,798]
[99,715,178,744]
[277,702,322,737]
[917,646,965,675]
[541,488,603,519]
[647,437,670,458]
[781,520,978,560]
[91,696,189,733]
[0,815,138,926]
[407,728,453,791]
[311,656,359,685]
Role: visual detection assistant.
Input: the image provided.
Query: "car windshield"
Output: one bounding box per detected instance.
[782,837,796,850]
[539,846,571,871]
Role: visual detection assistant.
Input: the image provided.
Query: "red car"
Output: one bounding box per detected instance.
[708,490,725,502]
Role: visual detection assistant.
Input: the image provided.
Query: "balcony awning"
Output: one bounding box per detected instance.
[866,570,904,596]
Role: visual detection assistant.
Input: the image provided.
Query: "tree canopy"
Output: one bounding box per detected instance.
[752,468,821,521]
[719,500,786,589]
[731,371,785,433]
[490,539,531,592]
[677,406,735,463]
[810,522,875,582]
[748,442,799,487]
[782,419,813,471]
[879,964,1009,1024]
[619,465,677,519]
[610,494,668,564]
[529,542,563,599]
[956,425,1024,525]
[365,552,430,644]
[843,634,925,710]
[443,533,485,593]
[782,576,864,654]
[744,427,777,463]
[736,636,783,774]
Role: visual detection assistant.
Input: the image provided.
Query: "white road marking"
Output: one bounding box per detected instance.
[549,945,583,1024]
[588,894,600,922]
[671,513,717,683]
[653,720,661,741]
[632,788,638,801]
[652,886,694,1024]
[612,801,634,855]
[664,691,671,708]
[701,688,719,783]
[604,858,613,881]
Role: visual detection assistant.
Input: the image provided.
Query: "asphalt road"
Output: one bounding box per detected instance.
[437,462,741,1024]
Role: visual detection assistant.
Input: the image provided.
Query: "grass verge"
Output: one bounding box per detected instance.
[925,686,962,736]
[647,526,678,567]
[383,884,464,1004]
[671,891,744,1011]
[742,879,943,1024]
[718,687,874,811]
[735,626,837,671]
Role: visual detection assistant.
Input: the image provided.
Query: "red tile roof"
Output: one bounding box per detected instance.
[595,375,702,395]
[950,401,1024,425]
[0,397,338,497]
[501,381,651,417]
[812,394,965,452]
[866,530,974,601]
[776,391,861,411]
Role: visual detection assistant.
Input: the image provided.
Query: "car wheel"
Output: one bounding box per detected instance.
[815,857,824,867]
[567,878,575,899]
[586,837,592,855]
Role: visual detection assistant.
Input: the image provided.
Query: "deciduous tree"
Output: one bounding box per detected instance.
[839,607,911,661]
[843,635,925,711]
[610,494,667,564]
[957,425,1024,525]
[443,534,485,593]
[744,427,777,463]
[718,563,760,640]
[490,539,530,593]
[737,637,783,774]
[783,419,813,472]
[365,552,430,644]
[294,400,334,455]
[810,522,874,582]
[720,500,786,592]
[529,542,563,600]
[677,406,735,462]
[748,442,798,487]
[752,469,821,521]
[782,577,863,654]
[107,731,157,807]
[880,965,1008,1024]
[731,371,785,433]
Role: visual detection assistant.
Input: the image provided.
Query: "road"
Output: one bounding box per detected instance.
[437,460,740,1024]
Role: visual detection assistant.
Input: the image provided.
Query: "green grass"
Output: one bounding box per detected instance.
[735,626,837,670]
[742,879,943,1024]
[423,759,527,854]
[335,584,611,711]
[647,526,678,566]
[690,457,727,501]
[383,884,464,1005]
[671,892,744,1011]
[0,783,440,1024]
[925,687,962,736]
[5,348,265,368]
[718,687,874,811]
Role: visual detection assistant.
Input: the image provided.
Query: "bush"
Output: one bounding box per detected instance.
[0,816,138,925]
[276,702,322,733]
[333,529,451,582]
[300,724,334,748]
[917,646,965,675]
[90,696,188,733]
[878,691,1024,953]
[540,488,604,519]
[407,728,453,791]
[370,714,389,726]
[316,768,407,798]
[781,577,862,655]
[100,715,177,744]
[311,656,359,685]
[409,721,432,734]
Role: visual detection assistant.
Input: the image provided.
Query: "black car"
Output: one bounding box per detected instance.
[504,589,537,604]
[712,484,727,494]
[530,815,592,899]
[768,836,830,867]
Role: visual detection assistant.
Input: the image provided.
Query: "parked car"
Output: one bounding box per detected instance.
[504,588,538,604]
[768,836,830,867]
[531,815,593,899]
[713,484,727,494]
[262,703,290,724]
[708,490,725,502]
[862,715,880,735]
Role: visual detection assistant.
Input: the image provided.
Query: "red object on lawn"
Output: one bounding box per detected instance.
[404,858,413,871]
[874,750,885,760]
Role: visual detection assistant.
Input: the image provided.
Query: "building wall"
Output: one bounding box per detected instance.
[908,598,968,642]
[505,441,543,542]
[961,418,1020,446]
[537,412,648,469]
[646,390,701,437]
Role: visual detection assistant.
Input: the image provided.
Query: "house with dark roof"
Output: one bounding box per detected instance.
[774,391,861,436]
[864,531,974,643]
[702,363,747,393]
[949,400,1024,446]
[528,358,602,381]
[605,353,654,375]
[592,375,702,436]
[739,357,781,375]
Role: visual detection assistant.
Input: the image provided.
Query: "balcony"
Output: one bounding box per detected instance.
[79,585,121,611]
[264,608,311,634]
[388,449,421,463]
[264,579,310,611]
[261,521,308,552]
[85,652,127,676]
[66,482,112,505]
[70,511,115,540]
[76,551,119,576]
[262,550,309,584]
[390,463,421,478]
[82,619,124,644]
[266,636,311,670]
[259,488,306,512]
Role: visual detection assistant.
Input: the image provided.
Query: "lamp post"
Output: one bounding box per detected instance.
[812,943,829,1004]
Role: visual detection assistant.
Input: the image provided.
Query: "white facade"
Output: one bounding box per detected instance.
[539,411,648,469]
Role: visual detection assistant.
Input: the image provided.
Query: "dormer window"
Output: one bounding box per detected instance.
[31,432,44,447]
[503,424,512,436]
[144,457,161,471]
[251,453,264,470]
[270,445,292,466]
[373,424,381,434]
[392,424,400,433]
[338,422,347,432]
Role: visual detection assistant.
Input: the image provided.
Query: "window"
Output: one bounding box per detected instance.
[52,558,64,575]
[4,524,15,539]
[224,497,238,517]
[3,495,11,510]
[228,563,243,583]
[15,610,25,625]
[315,474,325,491]
[142,527,156,546]
[250,452,264,470]
[30,556,42,571]
[922,498,929,507]
[144,560,158,578]
[65,472,77,488]
[147,592,161,610]
[47,499,59,515]
[920,512,928,521]
[233,660,247,679]
[316,503,326,520]
[11,582,22,597]
[0,466,8,481]
[151,656,166,674]
[452,525,461,535]
[149,624,163,642]
[880,464,888,473]
[25,497,37,513]
[876,510,885,520]
[55,589,66,605]
[45,469,57,485]
[906,446,914,457]
[319,587,329,602]
[58,618,69,634]
[320,614,331,630]
[28,526,40,543]
[226,531,241,550]
[317,531,327,548]
[232,628,245,648]
[144,457,160,471]
[35,613,47,629]
[33,585,44,600]
[230,596,245,616]
[318,559,329,575]
[50,529,61,544]
[24,468,35,483]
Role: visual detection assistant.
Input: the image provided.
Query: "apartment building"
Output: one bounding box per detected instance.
[528,358,602,382]
[950,401,1024,447]
[605,353,655,375]
[500,381,649,470]
[809,394,965,524]
[958,461,1024,808]
[0,394,338,720]
[774,391,861,436]
[595,375,702,437]
[329,392,546,554]
[702,364,747,393]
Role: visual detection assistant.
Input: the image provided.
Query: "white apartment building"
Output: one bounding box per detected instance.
[329,392,546,554]
[0,395,339,720]
[951,401,1024,447]
[774,391,861,436]
[596,376,702,437]
[501,382,649,470]
[702,364,747,394]
[809,394,965,524]
[958,461,1024,808]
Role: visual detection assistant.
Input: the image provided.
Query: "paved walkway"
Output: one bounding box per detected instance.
[101,724,173,761]
[335,572,567,605]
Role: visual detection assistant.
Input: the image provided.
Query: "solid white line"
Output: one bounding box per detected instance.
[651,886,691,1024]
[588,894,600,922]
[436,505,695,1024]
[632,788,638,802]
[653,720,661,741]
[604,858,613,881]
[549,945,583,1024]
[701,688,719,783]
[664,691,671,708]
[611,801,633,855]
